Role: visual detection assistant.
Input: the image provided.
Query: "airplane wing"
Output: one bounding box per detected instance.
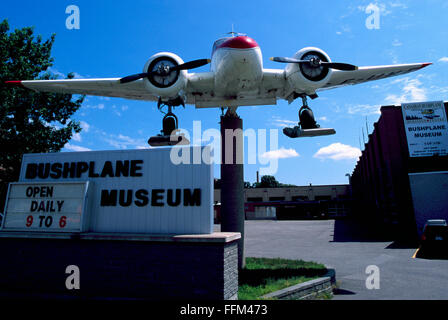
[5,75,229,106]
[5,71,283,108]
[318,63,431,91]
[5,63,431,107]
[4,78,160,102]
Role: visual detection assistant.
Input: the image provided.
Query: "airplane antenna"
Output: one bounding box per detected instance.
[365,116,369,135]
[358,129,363,151]
[362,126,366,145]
[231,23,234,37]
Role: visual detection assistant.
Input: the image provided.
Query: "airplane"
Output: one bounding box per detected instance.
[5,33,431,146]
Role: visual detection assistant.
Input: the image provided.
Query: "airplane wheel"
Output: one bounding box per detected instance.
[299,106,318,129]
[162,113,178,136]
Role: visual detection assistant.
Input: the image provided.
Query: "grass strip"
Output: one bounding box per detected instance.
[238,257,328,300]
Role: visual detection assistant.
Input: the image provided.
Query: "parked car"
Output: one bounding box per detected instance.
[420,219,448,254]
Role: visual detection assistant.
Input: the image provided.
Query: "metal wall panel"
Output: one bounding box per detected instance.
[409,171,448,237]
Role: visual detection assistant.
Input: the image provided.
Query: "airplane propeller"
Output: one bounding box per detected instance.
[120,58,211,84]
[270,56,358,71]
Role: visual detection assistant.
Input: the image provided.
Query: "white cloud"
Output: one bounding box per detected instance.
[72,132,82,142]
[389,1,408,9]
[104,133,148,149]
[46,67,65,78]
[64,143,92,152]
[385,77,427,104]
[84,103,105,110]
[392,39,402,47]
[347,104,381,115]
[80,121,90,132]
[336,25,351,35]
[438,57,448,63]
[358,3,392,16]
[350,1,407,21]
[45,67,84,79]
[72,72,84,79]
[260,147,299,160]
[385,48,399,64]
[112,104,123,116]
[314,143,361,161]
[271,119,297,128]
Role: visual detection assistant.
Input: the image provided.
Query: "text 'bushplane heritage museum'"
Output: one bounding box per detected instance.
[5,33,431,146]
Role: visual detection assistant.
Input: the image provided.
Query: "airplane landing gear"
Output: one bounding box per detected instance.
[283,95,336,138]
[161,109,178,136]
[298,96,320,130]
[148,98,190,147]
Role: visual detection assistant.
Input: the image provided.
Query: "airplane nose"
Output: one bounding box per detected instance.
[218,36,259,49]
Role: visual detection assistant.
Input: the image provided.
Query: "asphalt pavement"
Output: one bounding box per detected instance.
[225,219,448,300]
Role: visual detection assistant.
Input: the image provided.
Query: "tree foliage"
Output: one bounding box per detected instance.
[251,175,297,188]
[0,19,84,208]
[258,175,280,188]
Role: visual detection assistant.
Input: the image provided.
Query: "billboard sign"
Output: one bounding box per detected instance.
[4,147,213,234]
[401,101,448,157]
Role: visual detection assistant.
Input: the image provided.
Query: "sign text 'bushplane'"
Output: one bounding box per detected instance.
[23,159,203,208]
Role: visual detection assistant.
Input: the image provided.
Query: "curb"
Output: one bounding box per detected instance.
[261,269,336,300]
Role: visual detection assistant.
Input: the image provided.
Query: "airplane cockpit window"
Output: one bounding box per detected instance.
[212,38,230,55]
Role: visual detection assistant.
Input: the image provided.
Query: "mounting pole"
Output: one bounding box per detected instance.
[220,108,245,270]
[301,95,308,107]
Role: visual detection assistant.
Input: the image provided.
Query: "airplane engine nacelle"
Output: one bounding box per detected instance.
[284,47,333,93]
[142,52,187,99]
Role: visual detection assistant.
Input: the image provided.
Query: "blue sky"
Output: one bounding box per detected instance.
[3,0,448,185]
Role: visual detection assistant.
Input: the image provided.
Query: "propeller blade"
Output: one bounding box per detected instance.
[270,57,304,63]
[320,62,358,71]
[120,59,211,84]
[119,73,149,84]
[271,56,358,71]
[170,59,211,72]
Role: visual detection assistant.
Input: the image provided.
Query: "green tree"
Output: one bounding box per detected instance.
[0,19,84,209]
[258,175,280,188]
[252,175,297,188]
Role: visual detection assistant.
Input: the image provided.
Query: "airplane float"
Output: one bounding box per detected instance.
[5,33,431,146]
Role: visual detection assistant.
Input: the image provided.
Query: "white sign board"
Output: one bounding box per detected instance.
[14,147,213,234]
[401,101,448,157]
[2,182,89,232]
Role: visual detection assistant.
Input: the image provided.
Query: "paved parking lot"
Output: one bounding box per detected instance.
[239,219,448,300]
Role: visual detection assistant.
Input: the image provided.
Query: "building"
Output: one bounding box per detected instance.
[351,102,448,240]
[214,184,351,221]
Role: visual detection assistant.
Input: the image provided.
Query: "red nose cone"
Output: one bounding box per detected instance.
[218,36,259,49]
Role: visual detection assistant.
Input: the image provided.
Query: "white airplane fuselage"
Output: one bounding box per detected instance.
[210,36,263,96]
